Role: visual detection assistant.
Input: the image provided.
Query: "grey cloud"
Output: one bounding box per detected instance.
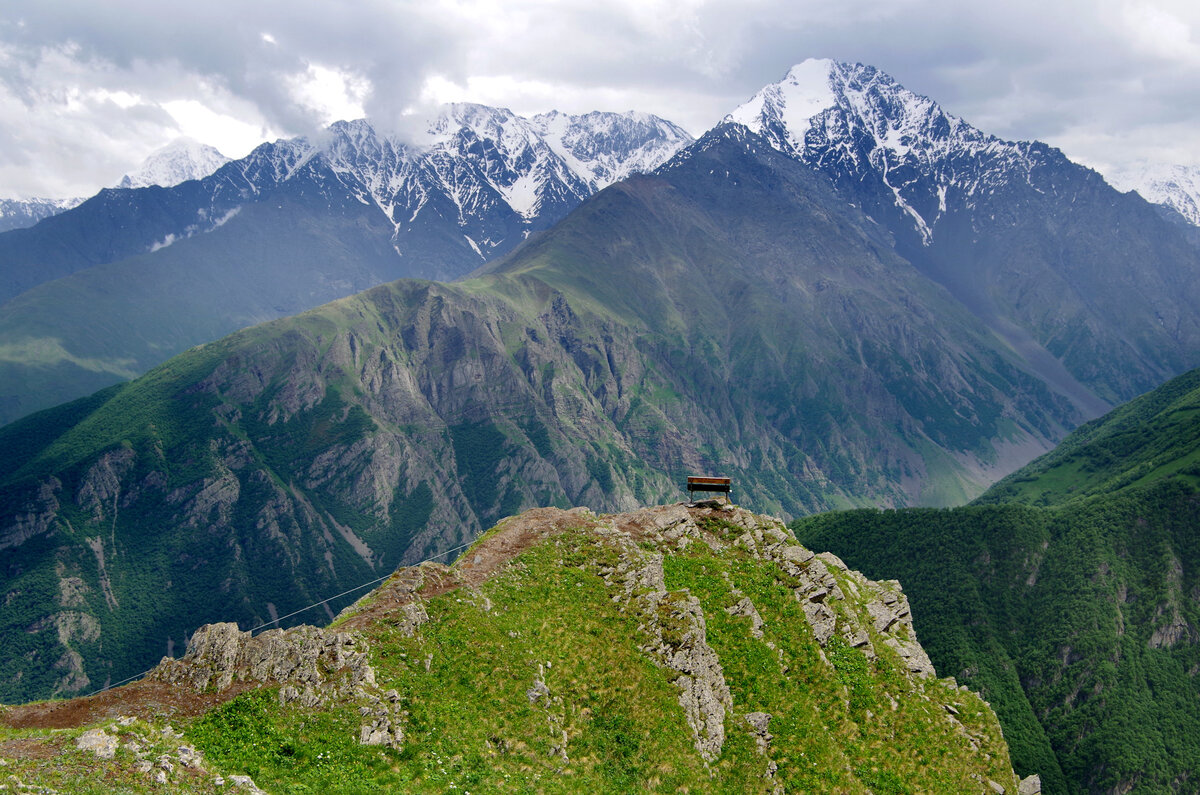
[3,0,1200,197]
[3,0,457,136]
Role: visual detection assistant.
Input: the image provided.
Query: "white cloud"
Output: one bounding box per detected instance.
[161,99,274,159]
[1121,2,1200,63]
[287,63,369,126]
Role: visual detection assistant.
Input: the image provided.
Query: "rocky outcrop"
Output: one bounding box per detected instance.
[1019,774,1043,794]
[76,448,137,523]
[600,539,732,762]
[146,621,412,751]
[148,622,375,705]
[0,502,1028,792]
[0,477,62,552]
[624,503,937,677]
[75,727,119,759]
[577,503,941,763]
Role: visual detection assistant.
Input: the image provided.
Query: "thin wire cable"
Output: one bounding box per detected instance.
[84,537,477,698]
[244,538,476,634]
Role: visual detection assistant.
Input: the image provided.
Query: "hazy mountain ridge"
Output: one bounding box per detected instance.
[0,196,85,234]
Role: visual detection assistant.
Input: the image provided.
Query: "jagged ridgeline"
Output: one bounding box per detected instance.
[0,504,1036,794]
[0,127,1096,704]
[0,110,692,426]
[793,367,1200,795]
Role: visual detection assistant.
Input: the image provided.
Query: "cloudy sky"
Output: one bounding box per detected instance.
[2,0,1199,199]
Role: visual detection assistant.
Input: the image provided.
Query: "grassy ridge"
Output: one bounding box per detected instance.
[0,507,1022,793]
[981,368,1200,506]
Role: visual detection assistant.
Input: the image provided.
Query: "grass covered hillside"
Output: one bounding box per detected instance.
[979,367,1200,506]
[0,503,1027,793]
[793,367,1200,794]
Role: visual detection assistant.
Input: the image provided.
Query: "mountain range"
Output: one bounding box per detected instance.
[3,63,1199,431]
[2,60,1200,795]
[4,59,1200,714]
[0,107,690,425]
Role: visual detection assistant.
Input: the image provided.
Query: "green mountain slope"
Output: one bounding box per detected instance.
[793,367,1200,794]
[0,128,1100,703]
[980,367,1200,506]
[0,503,1029,794]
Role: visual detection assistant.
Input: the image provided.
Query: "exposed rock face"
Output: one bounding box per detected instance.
[146,620,410,751]
[0,477,61,552]
[76,448,137,522]
[614,550,732,762]
[1019,773,1043,794]
[148,622,375,705]
[653,503,938,678]
[568,503,942,762]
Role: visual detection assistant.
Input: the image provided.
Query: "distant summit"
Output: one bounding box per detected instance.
[0,196,84,234]
[1104,161,1200,227]
[116,137,231,190]
[530,109,692,191]
[713,58,1200,410]
[0,139,230,234]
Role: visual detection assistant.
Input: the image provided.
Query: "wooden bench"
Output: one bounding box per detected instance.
[686,476,732,504]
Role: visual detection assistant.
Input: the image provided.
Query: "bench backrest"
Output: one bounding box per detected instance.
[686,476,731,493]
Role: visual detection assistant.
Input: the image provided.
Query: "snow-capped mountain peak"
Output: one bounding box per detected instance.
[305,105,691,239]
[0,196,85,233]
[531,110,693,191]
[726,58,837,153]
[118,137,231,189]
[724,59,1039,244]
[203,104,692,271]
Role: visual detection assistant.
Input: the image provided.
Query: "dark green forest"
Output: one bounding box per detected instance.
[793,367,1200,794]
